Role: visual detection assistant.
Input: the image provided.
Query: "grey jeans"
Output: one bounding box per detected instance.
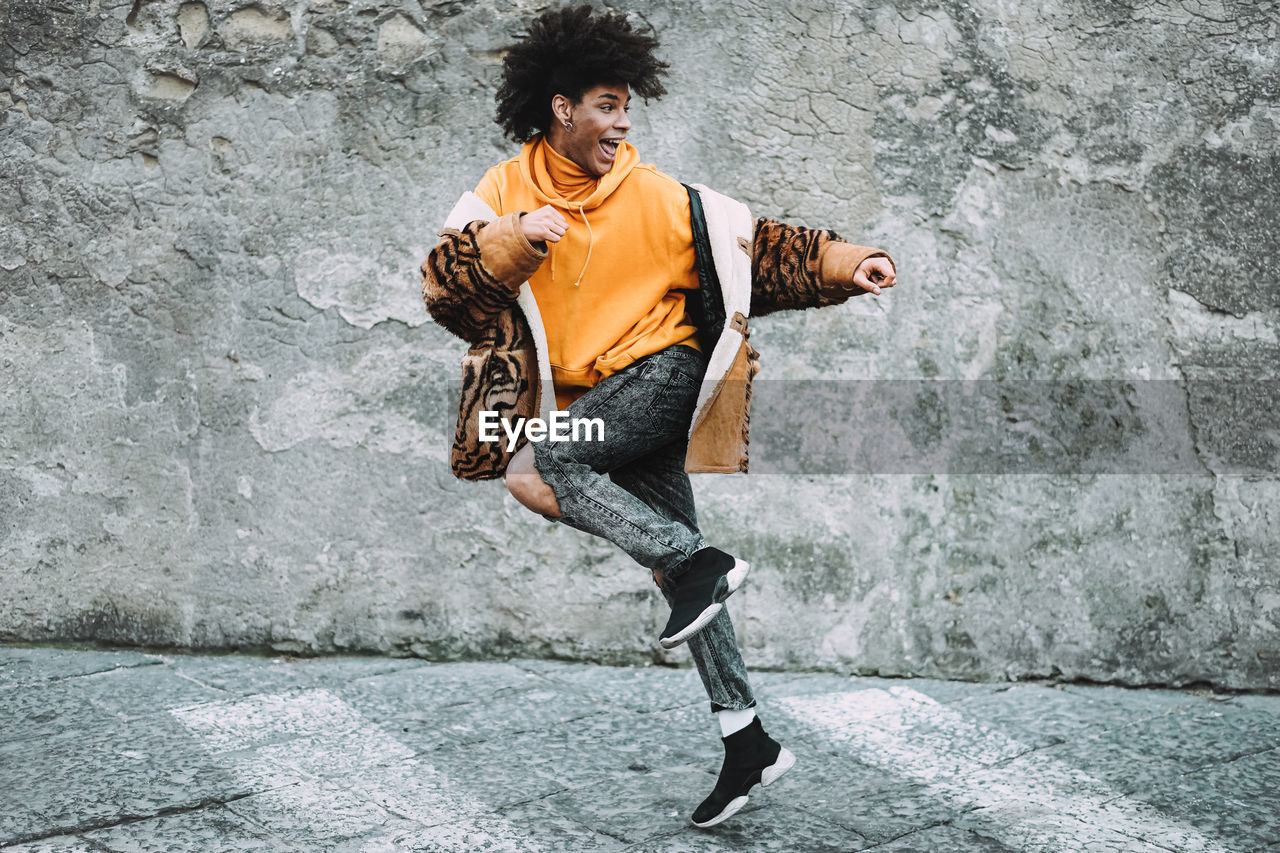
[532,344,756,713]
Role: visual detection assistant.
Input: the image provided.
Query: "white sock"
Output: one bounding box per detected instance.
[717,707,757,737]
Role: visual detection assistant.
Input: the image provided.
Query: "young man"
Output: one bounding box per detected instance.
[420,5,896,828]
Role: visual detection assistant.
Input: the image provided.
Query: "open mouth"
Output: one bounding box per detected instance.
[599,138,623,159]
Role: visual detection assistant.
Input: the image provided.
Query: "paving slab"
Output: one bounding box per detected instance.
[509,657,710,712]
[942,683,1160,747]
[0,677,132,744]
[80,805,306,853]
[1226,692,1280,717]
[2,645,1278,853]
[537,764,724,844]
[344,681,610,755]
[1019,734,1203,800]
[0,800,50,849]
[641,803,866,852]
[340,756,516,828]
[0,715,249,837]
[951,809,1180,853]
[0,835,107,853]
[779,750,972,844]
[758,671,1015,707]
[536,764,862,849]
[331,662,583,750]
[367,798,629,853]
[1123,747,1280,852]
[857,824,1018,852]
[170,687,421,793]
[0,647,158,689]
[164,653,426,697]
[223,780,424,850]
[422,710,706,810]
[1095,698,1280,770]
[1058,681,1228,711]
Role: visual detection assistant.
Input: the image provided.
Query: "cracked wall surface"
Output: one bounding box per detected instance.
[1,0,1276,688]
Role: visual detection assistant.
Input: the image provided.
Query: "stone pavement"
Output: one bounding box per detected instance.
[1,646,1278,853]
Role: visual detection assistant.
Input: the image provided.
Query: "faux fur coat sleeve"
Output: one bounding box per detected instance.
[750,217,895,317]
[419,212,547,345]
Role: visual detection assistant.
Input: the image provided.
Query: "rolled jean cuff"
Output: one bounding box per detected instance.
[709,698,758,714]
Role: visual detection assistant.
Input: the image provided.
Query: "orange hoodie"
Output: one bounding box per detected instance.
[474,137,700,408]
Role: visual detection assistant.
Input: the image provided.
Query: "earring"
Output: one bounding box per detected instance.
[564,120,574,132]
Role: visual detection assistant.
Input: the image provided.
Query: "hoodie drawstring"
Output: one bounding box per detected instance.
[572,204,594,288]
[550,203,594,287]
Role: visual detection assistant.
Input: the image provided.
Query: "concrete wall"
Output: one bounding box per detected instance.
[1,0,1276,688]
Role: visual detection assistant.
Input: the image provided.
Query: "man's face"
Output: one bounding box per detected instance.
[560,83,633,177]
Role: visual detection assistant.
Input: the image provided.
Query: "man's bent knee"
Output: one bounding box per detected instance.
[505,444,562,518]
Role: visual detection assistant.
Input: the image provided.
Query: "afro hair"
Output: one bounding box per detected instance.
[495,5,669,143]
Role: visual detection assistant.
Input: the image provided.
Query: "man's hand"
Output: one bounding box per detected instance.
[520,205,569,244]
[851,256,897,296]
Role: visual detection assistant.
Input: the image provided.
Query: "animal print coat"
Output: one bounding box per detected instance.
[420,185,892,481]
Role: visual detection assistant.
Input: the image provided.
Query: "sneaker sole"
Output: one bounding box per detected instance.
[761,746,796,786]
[691,794,749,829]
[720,559,750,602]
[659,559,750,650]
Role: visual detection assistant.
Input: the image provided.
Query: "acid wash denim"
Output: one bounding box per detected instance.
[532,343,755,713]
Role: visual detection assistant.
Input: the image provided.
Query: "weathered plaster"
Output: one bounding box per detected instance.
[1,0,1275,687]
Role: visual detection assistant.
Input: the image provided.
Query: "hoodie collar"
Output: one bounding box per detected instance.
[520,135,639,211]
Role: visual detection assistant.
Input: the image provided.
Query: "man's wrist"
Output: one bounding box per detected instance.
[819,243,893,295]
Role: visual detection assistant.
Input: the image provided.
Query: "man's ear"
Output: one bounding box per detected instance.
[551,93,572,125]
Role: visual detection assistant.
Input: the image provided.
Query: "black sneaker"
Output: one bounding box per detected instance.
[658,547,750,650]
[692,717,796,828]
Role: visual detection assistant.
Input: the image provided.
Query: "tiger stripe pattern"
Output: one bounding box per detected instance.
[749,218,843,316]
[452,309,539,480]
[422,221,539,480]
[421,222,524,346]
